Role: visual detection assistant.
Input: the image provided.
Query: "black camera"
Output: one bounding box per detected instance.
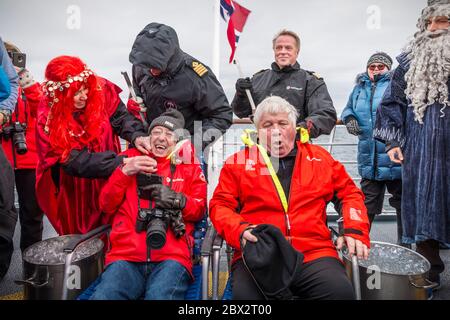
[8,52,26,69]
[136,174,186,249]
[2,121,27,154]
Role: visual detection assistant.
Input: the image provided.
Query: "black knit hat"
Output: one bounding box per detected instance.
[367,52,393,70]
[148,108,185,134]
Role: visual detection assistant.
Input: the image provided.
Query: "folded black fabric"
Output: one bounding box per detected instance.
[242,224,304,300]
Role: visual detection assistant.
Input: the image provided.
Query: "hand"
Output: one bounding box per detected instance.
[134,136,152,155]
[387,147,403,164]
[17,69,35,89]
[241,226,258,248]
[345,117,362,136]
[148,184,187,209]
[121,155,157,176]
[336,236,369,260]
[235,77,253,95]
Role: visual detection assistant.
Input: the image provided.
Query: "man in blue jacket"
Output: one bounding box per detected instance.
[341,52,405,246]
[0,37,19,280]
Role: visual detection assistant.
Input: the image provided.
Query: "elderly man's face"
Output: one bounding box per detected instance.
[273,35,299,68]
[149,125,177,157]
[257,112,297,158]
[425,16,450,35]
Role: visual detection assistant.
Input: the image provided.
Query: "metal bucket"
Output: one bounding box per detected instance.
[16,225,110,300]
[342,241,437,300]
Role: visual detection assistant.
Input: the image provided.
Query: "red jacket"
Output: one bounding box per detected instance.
[1,83,42,169]
[210,141,370,264]
[100,148,207,275]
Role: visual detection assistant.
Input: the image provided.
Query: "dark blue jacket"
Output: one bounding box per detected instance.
[341,72,401,181]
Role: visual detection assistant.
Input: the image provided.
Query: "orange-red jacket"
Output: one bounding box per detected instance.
[209,141,370,264]
[1,83,42,169]
[99,148,207,275]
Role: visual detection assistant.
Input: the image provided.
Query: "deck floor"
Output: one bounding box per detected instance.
[1,217,449,299]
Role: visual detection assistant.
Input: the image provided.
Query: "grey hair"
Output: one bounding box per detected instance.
[253,96,298,128]
[403,4,450,123]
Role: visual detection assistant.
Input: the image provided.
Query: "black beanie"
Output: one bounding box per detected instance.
[367,52,393,70]
[148,109,185,134]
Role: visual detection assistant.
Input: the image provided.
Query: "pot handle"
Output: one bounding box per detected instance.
[409,277,439,290]
[63,224,111,253]
[15,277,48,288]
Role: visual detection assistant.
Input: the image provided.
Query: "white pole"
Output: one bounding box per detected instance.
[233,58,256,115]
[212,0,221,79]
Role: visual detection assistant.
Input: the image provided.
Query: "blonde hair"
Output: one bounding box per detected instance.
[272,29,301,51]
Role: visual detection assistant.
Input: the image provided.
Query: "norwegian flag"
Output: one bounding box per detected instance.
[220,0,251,63]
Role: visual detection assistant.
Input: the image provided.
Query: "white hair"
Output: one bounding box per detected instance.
[253,96,298,128]
[404,4,450,123]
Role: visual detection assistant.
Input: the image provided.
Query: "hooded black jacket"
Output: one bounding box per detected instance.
[129,23,232,149]
[232,62,337,138]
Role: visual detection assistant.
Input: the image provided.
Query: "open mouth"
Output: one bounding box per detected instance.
[155,144,167,151]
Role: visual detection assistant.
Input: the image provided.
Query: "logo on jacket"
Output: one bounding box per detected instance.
[286,86,303,91]
[349,208,363,222]
[245,159,256,171]
[306,156,322,162]
[164,100,178,109]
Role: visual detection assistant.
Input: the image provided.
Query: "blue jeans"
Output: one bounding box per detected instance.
[89,260,190,300]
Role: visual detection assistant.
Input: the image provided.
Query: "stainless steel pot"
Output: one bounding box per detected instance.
[16,225,110,300]
[342,241,438,300]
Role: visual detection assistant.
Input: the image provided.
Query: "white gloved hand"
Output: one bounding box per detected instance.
[132,96,146,112]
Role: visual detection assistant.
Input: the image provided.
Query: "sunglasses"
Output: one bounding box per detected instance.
[368,64,386,71]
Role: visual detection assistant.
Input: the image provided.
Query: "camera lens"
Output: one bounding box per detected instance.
[12,132,27,154]
[147,217,168,249]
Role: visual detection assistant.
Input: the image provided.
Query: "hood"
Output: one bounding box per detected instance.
[355,70,393,85]
[129,22,184,75]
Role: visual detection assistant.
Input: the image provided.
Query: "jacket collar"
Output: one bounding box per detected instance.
[271,61,301,73]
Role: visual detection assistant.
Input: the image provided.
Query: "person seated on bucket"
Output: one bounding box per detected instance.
[209,96,371,300]
[89,109,207,300]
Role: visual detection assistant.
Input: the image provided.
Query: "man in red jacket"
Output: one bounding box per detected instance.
[90,109,207,300]
[0,42,43,276]
[210,96,370,300]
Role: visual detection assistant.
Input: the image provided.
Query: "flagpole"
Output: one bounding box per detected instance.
[212,0,221,79]
[233,57,256,115]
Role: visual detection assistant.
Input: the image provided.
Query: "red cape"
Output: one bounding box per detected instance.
[35,78,122,235]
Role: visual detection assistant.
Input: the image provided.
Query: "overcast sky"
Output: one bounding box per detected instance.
[0,0,426,115]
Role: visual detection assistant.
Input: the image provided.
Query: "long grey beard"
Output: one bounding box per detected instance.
[404,28,450,124]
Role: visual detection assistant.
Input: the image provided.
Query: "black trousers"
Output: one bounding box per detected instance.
[15,169,43,252]
[0,145,17,278]
[360,179,403,240]
[416,239,444,283]
[232,257,355,300]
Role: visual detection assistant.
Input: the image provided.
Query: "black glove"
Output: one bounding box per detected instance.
[148,184,187,210]
[344,116,362,136]
[235,77,253,95]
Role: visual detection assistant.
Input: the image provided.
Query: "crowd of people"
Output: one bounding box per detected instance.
[0,0,448,300]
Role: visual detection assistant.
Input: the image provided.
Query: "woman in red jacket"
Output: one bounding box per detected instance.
[0,42,43,280]
[89,109,207,300]
[36,56,150,235]
[210,96,370,300]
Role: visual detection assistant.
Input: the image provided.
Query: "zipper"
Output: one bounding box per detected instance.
[241,253,269,300]
[285,146,301,240]
[370,82,377,180]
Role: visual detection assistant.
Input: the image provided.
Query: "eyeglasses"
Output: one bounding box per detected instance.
[368,64,386,71]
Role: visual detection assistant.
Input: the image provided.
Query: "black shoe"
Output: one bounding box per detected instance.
[0,264,8,281]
